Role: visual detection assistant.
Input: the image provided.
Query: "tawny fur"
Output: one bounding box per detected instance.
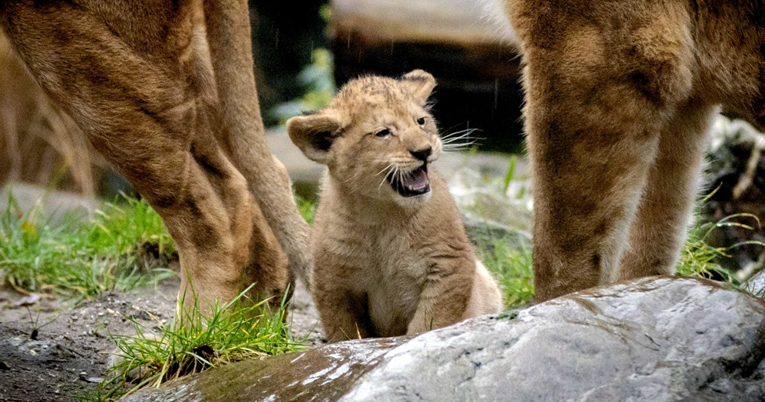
[287,71,503,342]
[0,0,313,312]
[498,0,765,301]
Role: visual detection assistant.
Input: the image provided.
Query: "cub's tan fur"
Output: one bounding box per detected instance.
[287,71,503,342]
[498,0,765,301]
[0,0,312,312]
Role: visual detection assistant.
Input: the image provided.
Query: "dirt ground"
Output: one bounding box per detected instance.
[0,278,323,402]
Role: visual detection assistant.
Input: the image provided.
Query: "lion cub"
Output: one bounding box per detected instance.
[287,70,503,342]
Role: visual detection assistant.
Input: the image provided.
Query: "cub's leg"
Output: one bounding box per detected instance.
[313,280,373,342]
[407,265,473,335]
[509,1,696,301]
[0,0,288,312]
[462,261,504,318]
[617,98,715,281]
[203,0,313,287]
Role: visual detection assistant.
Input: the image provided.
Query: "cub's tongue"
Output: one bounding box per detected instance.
[402,167,429,191]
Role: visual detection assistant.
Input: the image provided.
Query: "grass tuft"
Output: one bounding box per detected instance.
[0,193,176,299]
[91,285,303,401]
[677,213,765,287]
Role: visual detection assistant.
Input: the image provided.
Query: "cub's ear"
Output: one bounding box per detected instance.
[286,112,342,164]
[400,69,437,105]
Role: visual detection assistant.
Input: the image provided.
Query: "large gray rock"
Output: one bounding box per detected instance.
[121,277,765,402]
[745,269,765,297]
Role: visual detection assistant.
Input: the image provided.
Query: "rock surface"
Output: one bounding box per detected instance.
[449,167,532,235]
[122,277,765,402]
[745,269,765,297]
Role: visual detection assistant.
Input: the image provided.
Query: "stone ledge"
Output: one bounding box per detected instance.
[122,277,765,402]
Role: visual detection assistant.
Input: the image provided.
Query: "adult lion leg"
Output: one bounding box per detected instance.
[616,99,715,281]
[525,68,662,302]
[203,0,314,287]
[165,137,255,312]
[184,115,289,311]
[0,0,284,311]
[509,1,696,301]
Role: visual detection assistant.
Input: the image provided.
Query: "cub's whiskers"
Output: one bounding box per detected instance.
[440,128,482,153]
[378,163,395,190]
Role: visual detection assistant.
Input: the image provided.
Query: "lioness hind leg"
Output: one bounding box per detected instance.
[617,99,715,281]
[512,2,696,301]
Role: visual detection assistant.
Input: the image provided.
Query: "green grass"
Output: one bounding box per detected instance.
[477,238,533,309]
[677,213,765,286]
[297,196,316,225]
[677,222,734,283]
[82,284,303,401]
[475,213,764,310]
[0,191,307,401]
[479,159,764,305]
[0,193,176,299]
[470,179,765,309]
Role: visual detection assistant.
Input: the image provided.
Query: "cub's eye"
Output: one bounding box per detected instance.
[375,128,392,137]
[417,117,427,126]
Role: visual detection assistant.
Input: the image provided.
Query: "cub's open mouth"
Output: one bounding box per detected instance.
[387,164,431,197]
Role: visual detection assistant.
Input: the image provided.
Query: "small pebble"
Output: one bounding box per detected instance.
[13,293,41,308]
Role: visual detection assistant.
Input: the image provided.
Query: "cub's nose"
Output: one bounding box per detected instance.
[409,146,432,162]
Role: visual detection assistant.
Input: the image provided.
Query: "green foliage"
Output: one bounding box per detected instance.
[677,225,731,283]
[479,239,534,309]
[319,4,332,22]
[297,197,316,225]
[502,156,517,194]
[84,197,175,259]
[677,213,765,287]
[474,211,764,310]
[271,48,336,123]
[0,193,175,299]
[92,286,303,401]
